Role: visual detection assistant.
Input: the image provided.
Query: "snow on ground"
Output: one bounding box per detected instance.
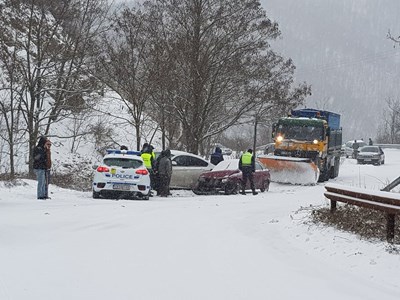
[1,150,400,299]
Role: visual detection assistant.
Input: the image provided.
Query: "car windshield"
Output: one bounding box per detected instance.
[277,125,324,140]
[212,159,239,171]
[360,147,379,153]
[104,157,142,169]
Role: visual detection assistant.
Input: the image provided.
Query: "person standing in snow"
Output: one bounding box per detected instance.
[352,140,359,159]
[210,146,224,165]
[33,136,51,200]
[368,138,373,146]
[141,143,155,194]
[44,139,52,199]
[238,149,257,195]
[157,149,172,197]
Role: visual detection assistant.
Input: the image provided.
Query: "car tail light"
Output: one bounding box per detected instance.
[97,166,110,172]
[136,169,148,175]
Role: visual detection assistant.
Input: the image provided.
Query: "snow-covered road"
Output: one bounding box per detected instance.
[1,150,400,299]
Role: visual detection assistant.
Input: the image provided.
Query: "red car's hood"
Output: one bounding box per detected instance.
[200,169,241,179]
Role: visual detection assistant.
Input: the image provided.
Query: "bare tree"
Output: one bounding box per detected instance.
[0,21,27,178]
[96,5,156,151]
[377,97,400,144]
[0,0,110,174]
[387,30,400,47]
[147,0,309,154]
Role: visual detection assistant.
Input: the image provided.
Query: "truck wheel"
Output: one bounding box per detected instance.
[331,157,340,178]
[318,170,329,182]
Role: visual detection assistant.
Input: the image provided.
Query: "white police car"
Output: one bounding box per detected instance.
[92,149,151,200]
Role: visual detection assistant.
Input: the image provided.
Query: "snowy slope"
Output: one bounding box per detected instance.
[1,150,400,299]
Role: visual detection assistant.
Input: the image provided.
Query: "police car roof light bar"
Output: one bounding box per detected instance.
[106,149,141,156]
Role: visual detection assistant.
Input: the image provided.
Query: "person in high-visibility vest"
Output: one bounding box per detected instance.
[238,149,258,195]
[141,143,155,194]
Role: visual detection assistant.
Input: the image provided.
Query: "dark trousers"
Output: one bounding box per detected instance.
[159,174,171,197]
[241,167,255,192]
[148,169,155,190]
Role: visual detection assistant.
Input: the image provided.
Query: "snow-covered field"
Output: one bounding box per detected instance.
[1,150,400,300]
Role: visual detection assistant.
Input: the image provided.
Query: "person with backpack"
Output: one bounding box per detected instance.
[33,136,52,200]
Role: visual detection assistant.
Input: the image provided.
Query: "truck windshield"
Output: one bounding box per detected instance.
[277,125,324,141]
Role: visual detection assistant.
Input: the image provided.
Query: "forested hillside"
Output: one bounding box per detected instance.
[262,0,400,141]
[0,0,309,177]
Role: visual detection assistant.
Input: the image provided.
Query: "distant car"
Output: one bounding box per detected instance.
[343,140,367,158]
[156,150,214,189]
[192,159,270,195]
[92,149,151,199]
[357,146,385,165]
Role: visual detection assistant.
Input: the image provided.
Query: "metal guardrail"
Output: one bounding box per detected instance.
[376,144,400,149]
[324,183,400,243]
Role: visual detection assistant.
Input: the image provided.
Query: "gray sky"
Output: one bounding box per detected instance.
[261,0,400,140]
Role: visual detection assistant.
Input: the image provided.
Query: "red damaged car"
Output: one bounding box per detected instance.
[192,159,270,195]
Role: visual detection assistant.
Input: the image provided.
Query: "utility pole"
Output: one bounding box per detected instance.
[253,114,258,154]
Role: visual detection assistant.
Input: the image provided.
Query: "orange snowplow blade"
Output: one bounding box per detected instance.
[258,155,319,185]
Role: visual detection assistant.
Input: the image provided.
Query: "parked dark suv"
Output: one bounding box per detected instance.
[357,146,385,165]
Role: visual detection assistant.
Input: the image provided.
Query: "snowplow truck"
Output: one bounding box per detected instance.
[258,109,342,185]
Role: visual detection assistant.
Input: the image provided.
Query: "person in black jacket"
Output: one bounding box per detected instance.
[210,147,224,165]
[33,136,50,199]
[157,149,173,197]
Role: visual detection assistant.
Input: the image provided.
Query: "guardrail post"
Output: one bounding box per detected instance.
[330,199,337,212]
[386,213,395,243]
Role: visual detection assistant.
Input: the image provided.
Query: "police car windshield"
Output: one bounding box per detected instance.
[104,158,142,169]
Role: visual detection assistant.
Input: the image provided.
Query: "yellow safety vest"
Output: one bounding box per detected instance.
[241,152,253,166]
[141,152,153,169]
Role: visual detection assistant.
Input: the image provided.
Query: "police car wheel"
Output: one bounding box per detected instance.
[92,190,100,199]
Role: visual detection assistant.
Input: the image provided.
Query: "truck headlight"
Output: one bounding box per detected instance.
[313,139,318,144]
[276,135,283,142]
